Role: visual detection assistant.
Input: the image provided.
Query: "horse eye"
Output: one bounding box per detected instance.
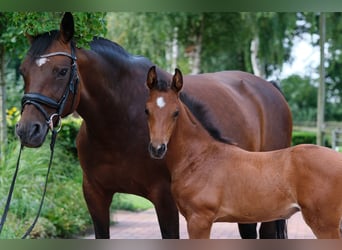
[59,68,68,77]
[145,108,150,116]
[173,110,179,118]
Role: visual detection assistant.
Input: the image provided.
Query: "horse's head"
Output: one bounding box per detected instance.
[16,12,81,147]
[145,66,183,159]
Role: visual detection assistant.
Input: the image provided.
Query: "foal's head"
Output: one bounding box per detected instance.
[145,66,183,159]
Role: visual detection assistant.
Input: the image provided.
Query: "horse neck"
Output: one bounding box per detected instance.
[75,48,150,129]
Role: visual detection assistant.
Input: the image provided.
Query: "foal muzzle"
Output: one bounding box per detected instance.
[148,142,167,159]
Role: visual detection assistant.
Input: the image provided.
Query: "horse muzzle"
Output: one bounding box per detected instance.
[15,119,48,148]
[148,142,167,159]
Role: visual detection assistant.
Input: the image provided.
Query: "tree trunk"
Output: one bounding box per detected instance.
[0,45,7,160]
[191,41,202,75]
[171,27,178,72]
[250,36,266,78]
[166,27,179,73]
[317,13,326,146]
[189,15,204,75]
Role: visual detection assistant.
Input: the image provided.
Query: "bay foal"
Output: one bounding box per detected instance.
[145,66,342,239]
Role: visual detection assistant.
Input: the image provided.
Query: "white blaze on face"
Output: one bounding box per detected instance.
[156,96,166,109]
[35,58,49,67]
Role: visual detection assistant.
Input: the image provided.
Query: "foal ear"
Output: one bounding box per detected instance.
[60,12,75,43]
[171,68,183,93]
[146,66,158,90]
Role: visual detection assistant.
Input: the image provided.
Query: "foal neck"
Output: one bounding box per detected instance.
[167,101,219,161]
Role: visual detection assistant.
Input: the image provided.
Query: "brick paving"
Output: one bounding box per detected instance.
[83,209,315,239]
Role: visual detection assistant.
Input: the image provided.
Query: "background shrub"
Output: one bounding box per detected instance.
[0,116,91,239]
[291,131,317,145]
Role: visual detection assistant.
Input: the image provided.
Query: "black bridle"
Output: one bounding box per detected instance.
[0,43,79,238]
[21,44,79,130]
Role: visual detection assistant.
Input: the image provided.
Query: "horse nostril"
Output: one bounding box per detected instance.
[30,123,42,137]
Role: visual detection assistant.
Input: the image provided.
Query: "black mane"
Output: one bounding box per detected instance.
[28,32,148,66]
[90,37,131,60]
[28,30,59,59]
[180,92,236,145]
[89,37,151,67]
[152,78,169,92]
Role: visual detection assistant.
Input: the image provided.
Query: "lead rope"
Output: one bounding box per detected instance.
[0,130,57,239]
[0,145,23,235]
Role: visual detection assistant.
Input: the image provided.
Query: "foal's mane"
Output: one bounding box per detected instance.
[179,92,236,145]
[152,79,235,145]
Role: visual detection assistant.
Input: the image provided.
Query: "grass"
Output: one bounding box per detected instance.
[0,129,91,239]
[111,194,153,212]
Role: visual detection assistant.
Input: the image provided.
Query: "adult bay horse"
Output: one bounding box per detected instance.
[15,12,292,239]
[145,66,342,239]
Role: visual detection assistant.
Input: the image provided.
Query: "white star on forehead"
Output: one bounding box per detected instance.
[36,58,49,67]
[156,96,166,109]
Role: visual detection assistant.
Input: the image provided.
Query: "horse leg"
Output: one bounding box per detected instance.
[151,186,180,239]
[82,177,113,239]
[238,223,257,239]
[187,214,212,239]
[259,220,287,238]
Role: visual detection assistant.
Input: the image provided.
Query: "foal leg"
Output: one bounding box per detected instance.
[187,214,212,239]
[301,209,341,239]
[82,177,113,239]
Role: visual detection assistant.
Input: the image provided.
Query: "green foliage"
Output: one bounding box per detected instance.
[292,131,317,145]
[0,116,90,239]
[297,13,342,115]
[107,12,296,75]
[111,194,153,212]
[0,12,107,58]
[107,12,177,71]
[252,13,297,76]
[281,74,318,122]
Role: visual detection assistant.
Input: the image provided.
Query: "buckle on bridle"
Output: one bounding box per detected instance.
[47,113,62,132]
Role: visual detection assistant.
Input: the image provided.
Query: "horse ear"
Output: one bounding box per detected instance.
[146,66,157,90]
[60,12,75,43]
[172,68,183,92]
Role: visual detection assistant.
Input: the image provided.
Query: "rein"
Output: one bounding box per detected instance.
[0,44,78,238]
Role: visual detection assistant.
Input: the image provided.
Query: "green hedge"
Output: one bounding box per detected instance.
[291,131,316,145]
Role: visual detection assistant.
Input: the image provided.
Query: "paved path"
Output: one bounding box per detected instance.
[83,209,315,239]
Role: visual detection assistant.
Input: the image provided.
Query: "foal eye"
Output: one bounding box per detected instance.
[173,110,179,118]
